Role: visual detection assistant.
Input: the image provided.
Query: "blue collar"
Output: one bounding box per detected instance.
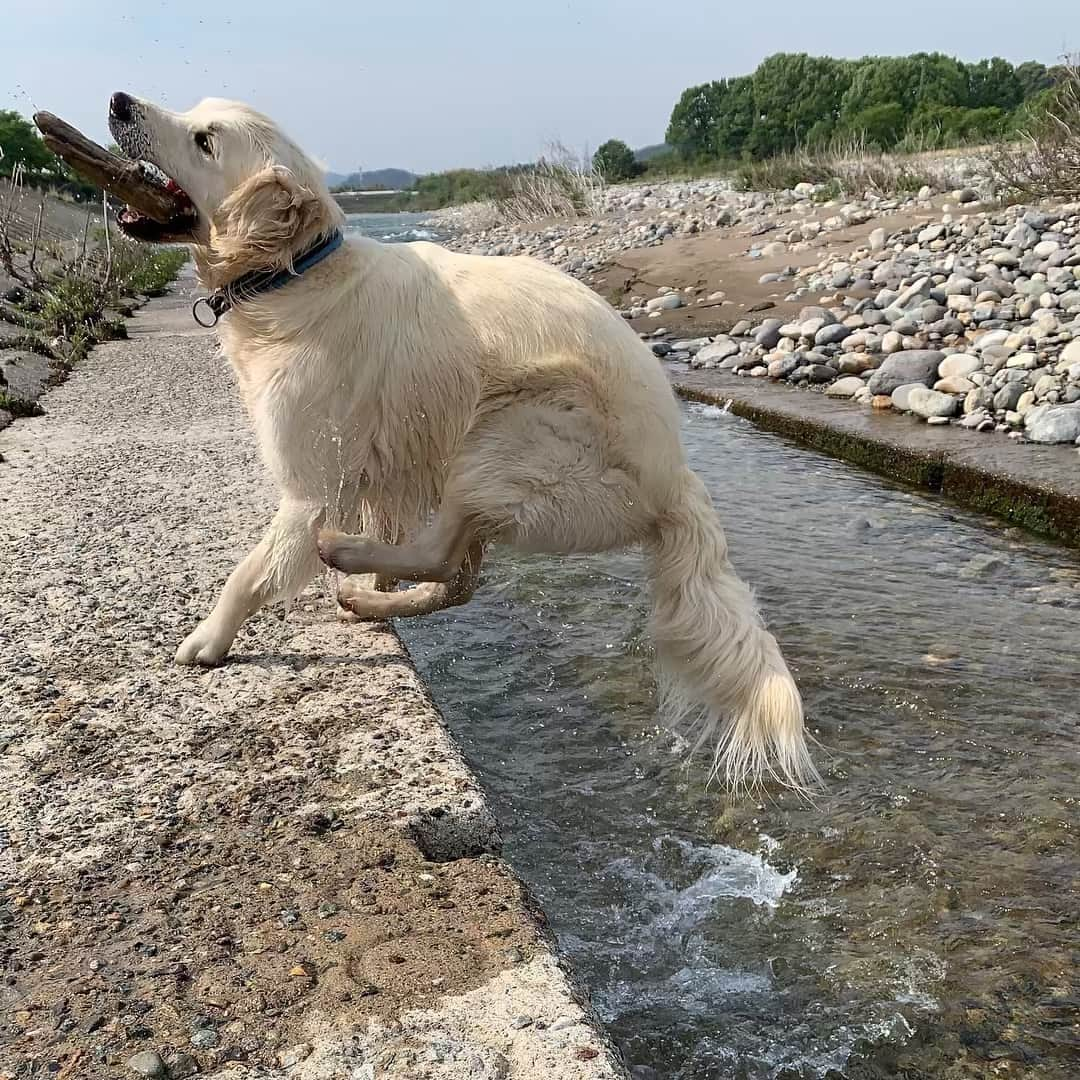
[192,229,344,327]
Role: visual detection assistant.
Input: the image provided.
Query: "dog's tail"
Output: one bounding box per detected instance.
[645,468,819,795]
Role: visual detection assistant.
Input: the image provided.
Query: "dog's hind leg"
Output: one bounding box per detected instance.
[336,539,484,620]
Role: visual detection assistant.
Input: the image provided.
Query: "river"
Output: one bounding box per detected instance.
[349,212,1080,1080]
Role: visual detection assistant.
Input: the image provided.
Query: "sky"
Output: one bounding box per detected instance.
[4,1,1076,175]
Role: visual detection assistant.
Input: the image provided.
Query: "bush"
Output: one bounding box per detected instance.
[592,139,639,182]
[992,61,1080,200]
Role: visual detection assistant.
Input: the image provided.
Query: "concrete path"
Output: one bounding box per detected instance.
[672,365,1080,548]
[0,273,626,1080]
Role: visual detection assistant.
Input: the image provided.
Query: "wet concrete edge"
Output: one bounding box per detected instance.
[670,365,1080,549]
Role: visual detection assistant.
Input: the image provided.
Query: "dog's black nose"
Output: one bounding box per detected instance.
[110,92,134,123]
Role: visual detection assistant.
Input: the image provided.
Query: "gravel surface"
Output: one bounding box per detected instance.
[0,274,625,1080]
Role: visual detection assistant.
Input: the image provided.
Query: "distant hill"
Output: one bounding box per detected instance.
[326,167,417,191]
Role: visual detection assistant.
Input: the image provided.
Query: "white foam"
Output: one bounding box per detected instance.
[688,401,735,420]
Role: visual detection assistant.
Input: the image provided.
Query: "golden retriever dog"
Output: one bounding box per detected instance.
[108,91,817,792]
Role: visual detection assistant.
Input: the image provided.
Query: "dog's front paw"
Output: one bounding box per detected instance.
[317,528,368,574]
[175,620,233,666]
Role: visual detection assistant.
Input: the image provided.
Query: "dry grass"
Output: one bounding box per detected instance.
[991,62,1080,201]
[494,142,604,224]
[733,136,986,198]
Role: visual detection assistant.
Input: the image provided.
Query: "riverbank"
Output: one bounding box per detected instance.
[429,162,1080,540]
[0,278,626,1080]
[1,179,186,439]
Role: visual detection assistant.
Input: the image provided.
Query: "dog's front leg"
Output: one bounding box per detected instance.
[176,498,325,666]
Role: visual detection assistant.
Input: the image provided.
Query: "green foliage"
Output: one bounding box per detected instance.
[412,167,514,208]
[840,103,907,149]
[592,139,639,182]
[751,53,855,152]
[906,103,1008,147]
[116,246,188,297]
[966,57,1023,110]
[666,78,754,159]
[1015,61,1054,98]
[664,50,1052,172]
[0,110,55,180]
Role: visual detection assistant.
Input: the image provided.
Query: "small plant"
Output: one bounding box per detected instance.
[115,244,188,297]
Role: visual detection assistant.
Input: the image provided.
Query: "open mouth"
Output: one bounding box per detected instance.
[114,162,198,243]
[107,93,199,242]
[33,105,199,245]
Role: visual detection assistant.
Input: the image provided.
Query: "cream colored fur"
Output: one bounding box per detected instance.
[117,94,818,793]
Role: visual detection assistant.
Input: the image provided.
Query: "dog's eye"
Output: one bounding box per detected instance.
[194,131,213,156]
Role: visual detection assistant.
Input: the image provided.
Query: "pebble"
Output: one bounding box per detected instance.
[126,1052,167,1079]
[432,172,1080,454]
[165,1054,200,1079]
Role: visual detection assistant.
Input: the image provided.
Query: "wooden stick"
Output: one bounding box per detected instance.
[33,111,190,224]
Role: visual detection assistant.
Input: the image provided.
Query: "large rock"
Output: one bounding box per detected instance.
[0,351,53,405]
[646,293,683,313]
[934,375,976,394]
[866,351,945,395]
[754,318,785,349]
[890,382,926,411]
[938,354,981,378]
[1061,338,1080,365]
[994,381,1027,411]
[815,323,852,347]
[1024,404,1080,443]
[908,387,960,419]
[694,339,740,365]
[825,376,865,398]
[1004,221,1039,250]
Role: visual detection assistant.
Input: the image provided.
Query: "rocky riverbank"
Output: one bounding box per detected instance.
[431,162,1080,453]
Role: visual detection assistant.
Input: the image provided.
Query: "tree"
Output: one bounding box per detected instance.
[908,52,970,108]
[712,76,755,157]
[592,139,639,182]
[0,110,55,180]
[840,56,921,119]
[666,81,728,159]
[841,102,907,148]
[1015,61,1054,99]
[966,58,1023,111]
[750,53,856,153]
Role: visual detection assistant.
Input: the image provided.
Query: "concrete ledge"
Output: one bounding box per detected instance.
[0,279,627,1080]
[671,365,1080,548]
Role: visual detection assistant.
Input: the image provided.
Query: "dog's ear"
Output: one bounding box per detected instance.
[208,165,328,282]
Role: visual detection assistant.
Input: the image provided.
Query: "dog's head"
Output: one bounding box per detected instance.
[108,92,342,284]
